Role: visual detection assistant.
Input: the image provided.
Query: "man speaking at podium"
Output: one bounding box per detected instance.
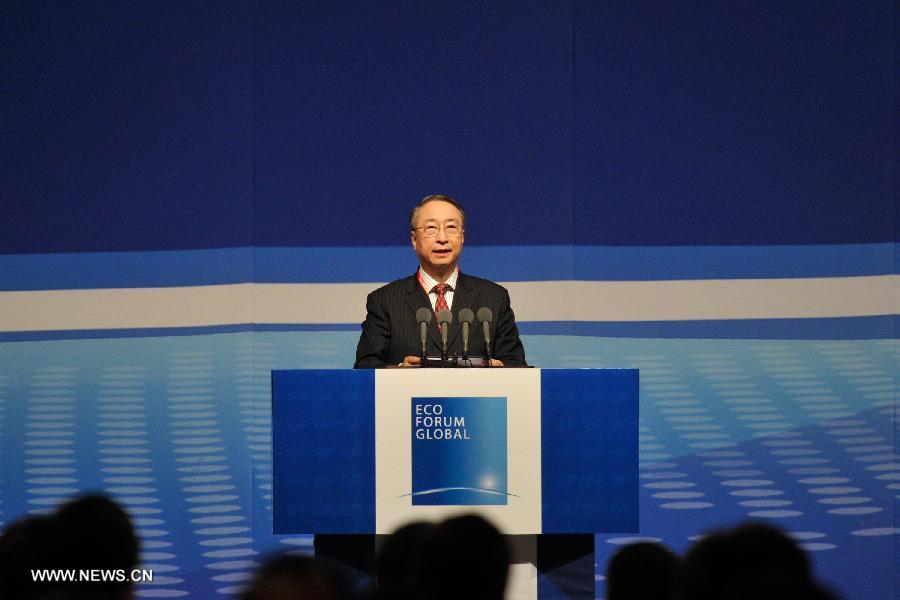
[354,194,526,368]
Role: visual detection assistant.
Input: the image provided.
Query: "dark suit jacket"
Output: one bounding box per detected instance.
[354,272,527,368]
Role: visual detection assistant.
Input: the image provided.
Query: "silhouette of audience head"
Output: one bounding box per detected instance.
[0,493,139,600]
[4,497,846,600]
[606,541,679,600]
[678,521,839,600]
[0,514,56,599]
[242,554,349,600]
[375,521,435,600]
[55,494,139,579]
[413,514,509,600]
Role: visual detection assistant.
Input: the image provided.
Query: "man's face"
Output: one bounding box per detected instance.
[411,200,465,274]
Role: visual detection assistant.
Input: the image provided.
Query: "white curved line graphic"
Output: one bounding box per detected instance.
[398,487,519,499]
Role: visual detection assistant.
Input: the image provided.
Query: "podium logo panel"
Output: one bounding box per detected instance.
[410,396,508,505]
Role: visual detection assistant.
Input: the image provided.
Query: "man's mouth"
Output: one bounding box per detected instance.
[433,249,451,257]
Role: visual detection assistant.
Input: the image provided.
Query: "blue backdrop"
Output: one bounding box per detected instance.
[2,1,893,252]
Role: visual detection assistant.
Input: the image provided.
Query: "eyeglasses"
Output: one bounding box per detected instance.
[414,222,463,238]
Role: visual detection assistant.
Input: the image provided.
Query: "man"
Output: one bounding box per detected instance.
[354,194,526,368]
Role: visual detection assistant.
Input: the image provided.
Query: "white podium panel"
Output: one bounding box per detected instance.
[374,368,543,534]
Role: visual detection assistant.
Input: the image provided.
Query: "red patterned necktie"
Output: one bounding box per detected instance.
[433,283,449,318]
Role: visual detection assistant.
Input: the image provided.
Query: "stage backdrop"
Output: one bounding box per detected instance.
[1,2,895,599]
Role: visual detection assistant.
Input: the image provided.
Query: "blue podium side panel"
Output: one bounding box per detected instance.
[541,369,639,532]
[272,369,375,533]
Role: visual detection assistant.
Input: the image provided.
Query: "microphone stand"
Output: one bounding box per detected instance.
[437,309,452,368]
[461,322,470,362]
[415,307,432,368]
[458,308,475,366]
[477,307,493,367]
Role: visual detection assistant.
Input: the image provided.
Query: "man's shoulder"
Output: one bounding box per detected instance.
[368,274,417,299]
[459,272,509,295]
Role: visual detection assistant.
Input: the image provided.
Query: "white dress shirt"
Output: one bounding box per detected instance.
[417,267,459,312]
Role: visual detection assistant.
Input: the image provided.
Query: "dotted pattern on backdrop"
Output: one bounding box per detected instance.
[0,334,895,599]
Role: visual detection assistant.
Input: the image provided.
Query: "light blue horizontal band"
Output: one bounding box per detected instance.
[517,316,895,340]
[0,316,891,342]
[0,244,892,290]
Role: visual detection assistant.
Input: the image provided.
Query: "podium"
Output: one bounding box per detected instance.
[272,368,638,597]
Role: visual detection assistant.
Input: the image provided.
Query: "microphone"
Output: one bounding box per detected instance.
[458,308,474,360]
[477,307,493,365]
[415,307,432,364]
[437,309,453,362]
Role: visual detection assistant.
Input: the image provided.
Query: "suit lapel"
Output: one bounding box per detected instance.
[404,274,441,352]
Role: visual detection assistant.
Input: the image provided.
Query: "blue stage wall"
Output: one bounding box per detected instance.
[2,1,893,252]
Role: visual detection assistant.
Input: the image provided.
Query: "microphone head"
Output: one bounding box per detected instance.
[437,309,453,326]
[458,308,475,324]
[476,307,493,323]
[415,307,433,324]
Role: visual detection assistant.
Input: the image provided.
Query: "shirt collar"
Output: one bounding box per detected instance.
[418,266,459,292]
